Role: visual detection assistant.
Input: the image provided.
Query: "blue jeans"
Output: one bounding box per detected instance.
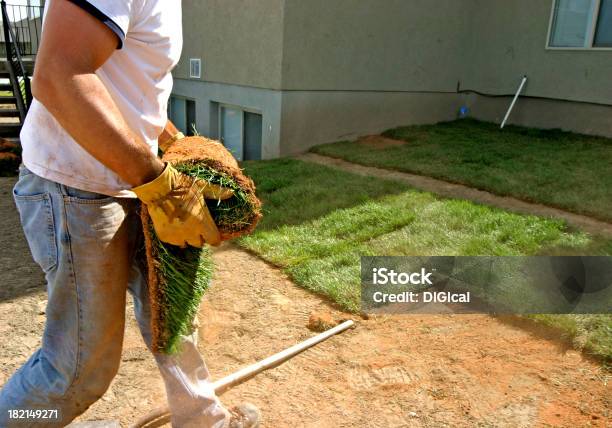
[0,167,229,427]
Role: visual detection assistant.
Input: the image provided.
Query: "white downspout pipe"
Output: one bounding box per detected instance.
[500,75,528,129]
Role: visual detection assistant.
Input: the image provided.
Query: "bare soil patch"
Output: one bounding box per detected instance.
[357,135,408,150]
[0,177,609,427]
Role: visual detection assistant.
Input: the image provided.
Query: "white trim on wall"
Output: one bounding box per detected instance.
[546,0,612,50]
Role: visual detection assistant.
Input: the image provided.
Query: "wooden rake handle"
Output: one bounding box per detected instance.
[131,320,355,428]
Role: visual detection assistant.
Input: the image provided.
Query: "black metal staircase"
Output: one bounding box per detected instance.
[0,1,41,139]
[0,72,24,137]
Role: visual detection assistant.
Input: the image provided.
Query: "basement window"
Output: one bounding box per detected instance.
[594,0,612,46]
[218,104,263,161]
[548,0,612,48]
[189,58,201,78]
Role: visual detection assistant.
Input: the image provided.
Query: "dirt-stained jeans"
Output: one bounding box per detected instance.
[0,167,229,428]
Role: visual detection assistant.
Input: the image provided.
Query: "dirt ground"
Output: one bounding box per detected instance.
[0,176,610,427]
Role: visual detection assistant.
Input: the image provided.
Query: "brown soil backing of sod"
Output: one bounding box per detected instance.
[140,205,166,353]
[163,137,262,239]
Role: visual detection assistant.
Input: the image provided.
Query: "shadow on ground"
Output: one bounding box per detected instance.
[0,176,45,302]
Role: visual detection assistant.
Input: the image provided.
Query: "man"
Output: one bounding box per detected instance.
[0,1,259,427]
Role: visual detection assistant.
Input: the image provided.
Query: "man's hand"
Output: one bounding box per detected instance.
[133,164,234,247]
[32,0,164,186]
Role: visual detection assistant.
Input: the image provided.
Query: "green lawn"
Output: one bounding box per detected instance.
[239,159,611,363]
[310,119,612,222]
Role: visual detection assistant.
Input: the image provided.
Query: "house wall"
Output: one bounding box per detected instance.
[171,0,285,158]
[280,0,473,91]
[463,94,612,137]
[173,0,612,157]
[279,92,461,156]
[172,78,283,159]
[460,0,612,136]
[173,0,285,90]
[277,0,475,152]
[462,0,612,106]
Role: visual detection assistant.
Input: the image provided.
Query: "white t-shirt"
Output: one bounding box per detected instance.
[20,0,183,197]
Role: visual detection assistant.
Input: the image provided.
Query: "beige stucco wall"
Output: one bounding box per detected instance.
[279,92,461,156]
[279,0,612,104]
[175,0,612,155]
[463,0,612,105]
[174,0,285,89]
[276,0,473,152]
[280,0,473,92]
[464,94,612,138]
[177,0,612,103]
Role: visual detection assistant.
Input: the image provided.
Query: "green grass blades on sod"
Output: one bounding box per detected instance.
[247,158,408,229]
[175,162,260,235]
[311,119,612,222]
[149,228,213,354]
[528,314,612,366]
[150,163,260,354]
[239,159,612,363]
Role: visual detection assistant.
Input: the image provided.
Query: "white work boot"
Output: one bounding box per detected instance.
[228,403,261,428]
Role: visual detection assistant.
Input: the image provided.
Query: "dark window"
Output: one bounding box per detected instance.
[186,100,196,136]
[244,112,262,161]
[594,0,612,46]
[168,97,197,135]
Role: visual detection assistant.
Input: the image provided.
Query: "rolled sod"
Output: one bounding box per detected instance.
[142,137,262,354]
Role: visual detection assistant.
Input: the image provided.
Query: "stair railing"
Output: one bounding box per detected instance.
[1,0,33,122]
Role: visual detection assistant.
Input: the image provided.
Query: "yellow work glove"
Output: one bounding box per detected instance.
[133,163,233,247]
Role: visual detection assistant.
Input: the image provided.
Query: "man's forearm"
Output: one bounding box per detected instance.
[158,120,181,147]
[32,71,164,187]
